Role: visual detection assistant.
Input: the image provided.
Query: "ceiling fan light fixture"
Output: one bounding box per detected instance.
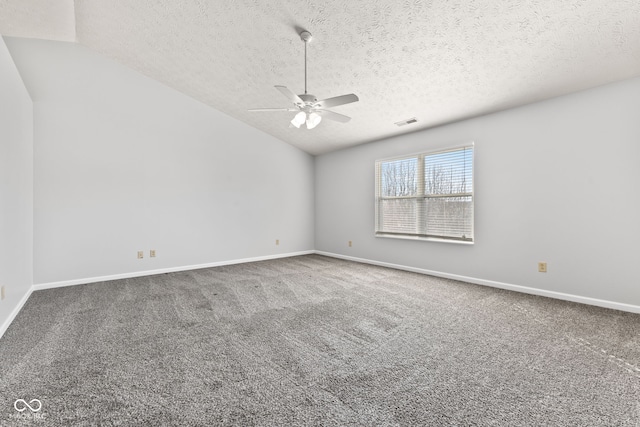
[306,112,322,129]
[291,111,306,128]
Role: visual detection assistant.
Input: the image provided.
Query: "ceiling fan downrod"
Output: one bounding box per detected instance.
[300,30,312,95]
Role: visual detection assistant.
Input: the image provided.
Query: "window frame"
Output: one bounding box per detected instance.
[374,142,475,244]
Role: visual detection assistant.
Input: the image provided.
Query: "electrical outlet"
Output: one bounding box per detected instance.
[538,262,547,273]
[137,251,144,259]
[1,286,5,300]
[276,239,279,246]
[150,250,156,258]
[348,241,352,247]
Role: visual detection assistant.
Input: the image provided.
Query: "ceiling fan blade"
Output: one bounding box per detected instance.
[248,108,298,112]
[315,109,351,123]
[275,85,304,105]
[314,94,359,109]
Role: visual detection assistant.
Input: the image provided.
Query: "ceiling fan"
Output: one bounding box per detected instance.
[249,30,359,129]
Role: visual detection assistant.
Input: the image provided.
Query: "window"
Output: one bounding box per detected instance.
[375,144,474,242]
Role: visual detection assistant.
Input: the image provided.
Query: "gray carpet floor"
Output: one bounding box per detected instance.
[1,254,639,426]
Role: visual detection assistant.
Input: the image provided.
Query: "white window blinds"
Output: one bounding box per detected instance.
[375,144,474,242]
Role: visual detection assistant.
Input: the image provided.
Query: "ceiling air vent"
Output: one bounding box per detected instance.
[395,117,418,127]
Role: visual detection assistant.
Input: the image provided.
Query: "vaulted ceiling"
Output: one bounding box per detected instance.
[2,0,640,155]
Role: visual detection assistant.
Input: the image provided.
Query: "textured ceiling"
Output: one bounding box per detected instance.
[2,1,640,155]
[0,0,75,42]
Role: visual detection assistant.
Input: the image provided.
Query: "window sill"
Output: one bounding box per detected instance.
[375,233,474,245]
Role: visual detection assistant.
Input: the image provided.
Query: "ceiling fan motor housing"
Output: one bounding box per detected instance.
[298,94,318,107]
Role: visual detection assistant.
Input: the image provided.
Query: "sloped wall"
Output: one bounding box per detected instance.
[6,37,314,285]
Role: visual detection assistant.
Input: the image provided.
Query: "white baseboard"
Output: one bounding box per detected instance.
[4,248,636,341]
[1,251,313,339]
[0,286,33,340]
[33,250,315,291]
[314,251,640,314]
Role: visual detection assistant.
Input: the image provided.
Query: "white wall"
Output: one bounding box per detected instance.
[5,37,314,285]
[0,37,33,331]
[316,76,640,308]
